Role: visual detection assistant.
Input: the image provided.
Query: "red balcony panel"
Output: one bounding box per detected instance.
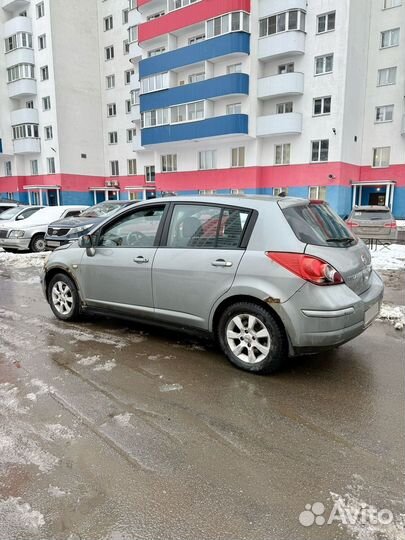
[138,0,251,44]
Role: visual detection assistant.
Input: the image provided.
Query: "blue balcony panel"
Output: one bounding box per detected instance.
[140,73,249,113]
[141,114,249,146]
[139,32,250,78]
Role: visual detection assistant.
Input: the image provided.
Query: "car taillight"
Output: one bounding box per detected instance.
[384,221,397,229]
[267,253,345,286]
[346,220,359,228]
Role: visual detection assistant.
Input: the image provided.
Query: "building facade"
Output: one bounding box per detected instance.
[1,0,405,217]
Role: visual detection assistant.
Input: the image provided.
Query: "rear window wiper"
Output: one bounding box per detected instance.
[326,237,355,245]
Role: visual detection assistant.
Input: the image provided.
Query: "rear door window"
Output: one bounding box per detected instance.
[281,201,357,247]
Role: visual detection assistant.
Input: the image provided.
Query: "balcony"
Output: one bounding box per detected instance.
[140,73,249,111]
[258,72,304,100]
[259,0,307,18]
[136,0,165,14]
[129,41,143,61]
[141,113,248,145]
[140,32,250,77]
[10,107,38,125]
[257,112,303,137]
[2,0,29,12]
[4,15,32,36]
[5,47,34,68]
[13,138,41,155]
[258,31,306,61]
[8,78,37,99]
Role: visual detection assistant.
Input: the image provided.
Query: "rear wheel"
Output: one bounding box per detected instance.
[48,273,80,321]
[218,302,287,374]
[30,234,46,253]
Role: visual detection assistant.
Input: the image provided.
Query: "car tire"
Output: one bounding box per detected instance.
[218,302,287,374]
[30,234,46,253]
[48,273,80,321]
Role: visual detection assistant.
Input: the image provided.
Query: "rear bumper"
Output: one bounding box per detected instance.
[0,237,31,250]
[276,270,384,353]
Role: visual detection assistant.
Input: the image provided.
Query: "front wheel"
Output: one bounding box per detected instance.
[218,302,287,374]
[30,234,46,253]
[48,273,80,321]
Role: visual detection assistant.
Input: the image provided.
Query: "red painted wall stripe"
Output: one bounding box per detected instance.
[138,0,251,44]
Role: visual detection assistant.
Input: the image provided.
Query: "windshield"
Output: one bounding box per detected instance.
[0,207,22,220]
[351,210,392,221]
[80,202,124,218]
[282,202,357,247]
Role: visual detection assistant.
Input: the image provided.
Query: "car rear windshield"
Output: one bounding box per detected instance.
[351,210,392,221]
[81,203,123,218]
[281,202,357,248]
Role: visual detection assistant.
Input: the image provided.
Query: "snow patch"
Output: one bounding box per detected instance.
[378,304,405,330]
[25,393,37,402]
[113,412,132,427]
[30,378,53,396]
[371,244,405,271]
[40,423,75,441]
[159,383,183,393]
[77,354,100,366]
[0,428,58,472]
[46,345,65,354]
[0,497,45,539]
[0,384,28,414]
[93,359,116,372]
[0,251,47,269]
[47,485,66,498]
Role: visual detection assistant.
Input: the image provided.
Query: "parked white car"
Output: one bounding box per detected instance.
[0,205,44,225]
[0,206,87,253]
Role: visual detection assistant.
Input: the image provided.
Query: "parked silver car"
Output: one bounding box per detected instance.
[42,196,384,374]
[346,206,398,242]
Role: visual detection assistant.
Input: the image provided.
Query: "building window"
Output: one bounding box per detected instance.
[381,28,400,48]
[7,63,35,82]
[30,160,38,175]
[131,89,140,106]
[40,65,49,81]
[127,128,136,142]
[315,54,334,75]
[106,74,115,89]
[12,124,39,139]
[107,103,117,117]
[4,161,12,176]
[147,10,165,20]
[171,101,204,123]
[148,47,166,57]
[273,187,288,196]
[122,9,129,24]
[125,99,131,114]
[230,189,244,195]
[259,10,306,37]
[26,100,34,109]
[278,63,294,74]
[313,96,331,116]
[227,103,242,115]
[207,11,250,38]
[317,12,336,34]
[36,2,44,18]
[276,102,293,114]
[145,166,155,183]
[108,131,118,144]
[141,108,169,128]
[161,154,177,173]
[231,147,245,168]
[198,190,216,195]
[38,34,46,50]
[125,69,134,85]
[123,39,130,55]
[168,0,199,11]
[309,186,327,200]
[127,159,137,175]
[376,105,394,122]
[383,0,401,7]
[105,45,114,61]
[141,72,168,94]
[189,33,205,45]
[378,67,397,86]
[42,96,51,110]
[275,144,291,165]
[104,15,113,31]
[311,140,329,162]
[199,150,216,170]
[47,157,55,174]
[227,63,242,74]
[44,125,53,140]
[110,160,120,176]
[5,32,33,52]
[188,72,205,84]
[372,147,390,167]
[128,26,138,43]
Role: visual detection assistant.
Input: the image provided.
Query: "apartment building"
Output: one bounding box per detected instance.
[1,0,405,217]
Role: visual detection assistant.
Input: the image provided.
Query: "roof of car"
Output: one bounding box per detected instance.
[353,206,391,211]
[147,195,308,207]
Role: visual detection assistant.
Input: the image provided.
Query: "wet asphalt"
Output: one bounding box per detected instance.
[0,263,404,540]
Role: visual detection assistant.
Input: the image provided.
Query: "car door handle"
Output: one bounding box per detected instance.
[211,259,233,268]
[133,256,149,264]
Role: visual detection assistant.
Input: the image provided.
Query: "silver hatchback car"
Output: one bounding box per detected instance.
[42,196,384,374]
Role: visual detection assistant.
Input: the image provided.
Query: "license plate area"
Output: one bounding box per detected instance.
[365,302,379,327]
[47,241,61,247]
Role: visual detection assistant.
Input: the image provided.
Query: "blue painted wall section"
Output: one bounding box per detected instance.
[140,73,249,112]
[139,32,250,78]
[141,114,249,145]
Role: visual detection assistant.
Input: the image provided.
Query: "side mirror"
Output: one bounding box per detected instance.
[16,215,25,221]
[78,234,96,257]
